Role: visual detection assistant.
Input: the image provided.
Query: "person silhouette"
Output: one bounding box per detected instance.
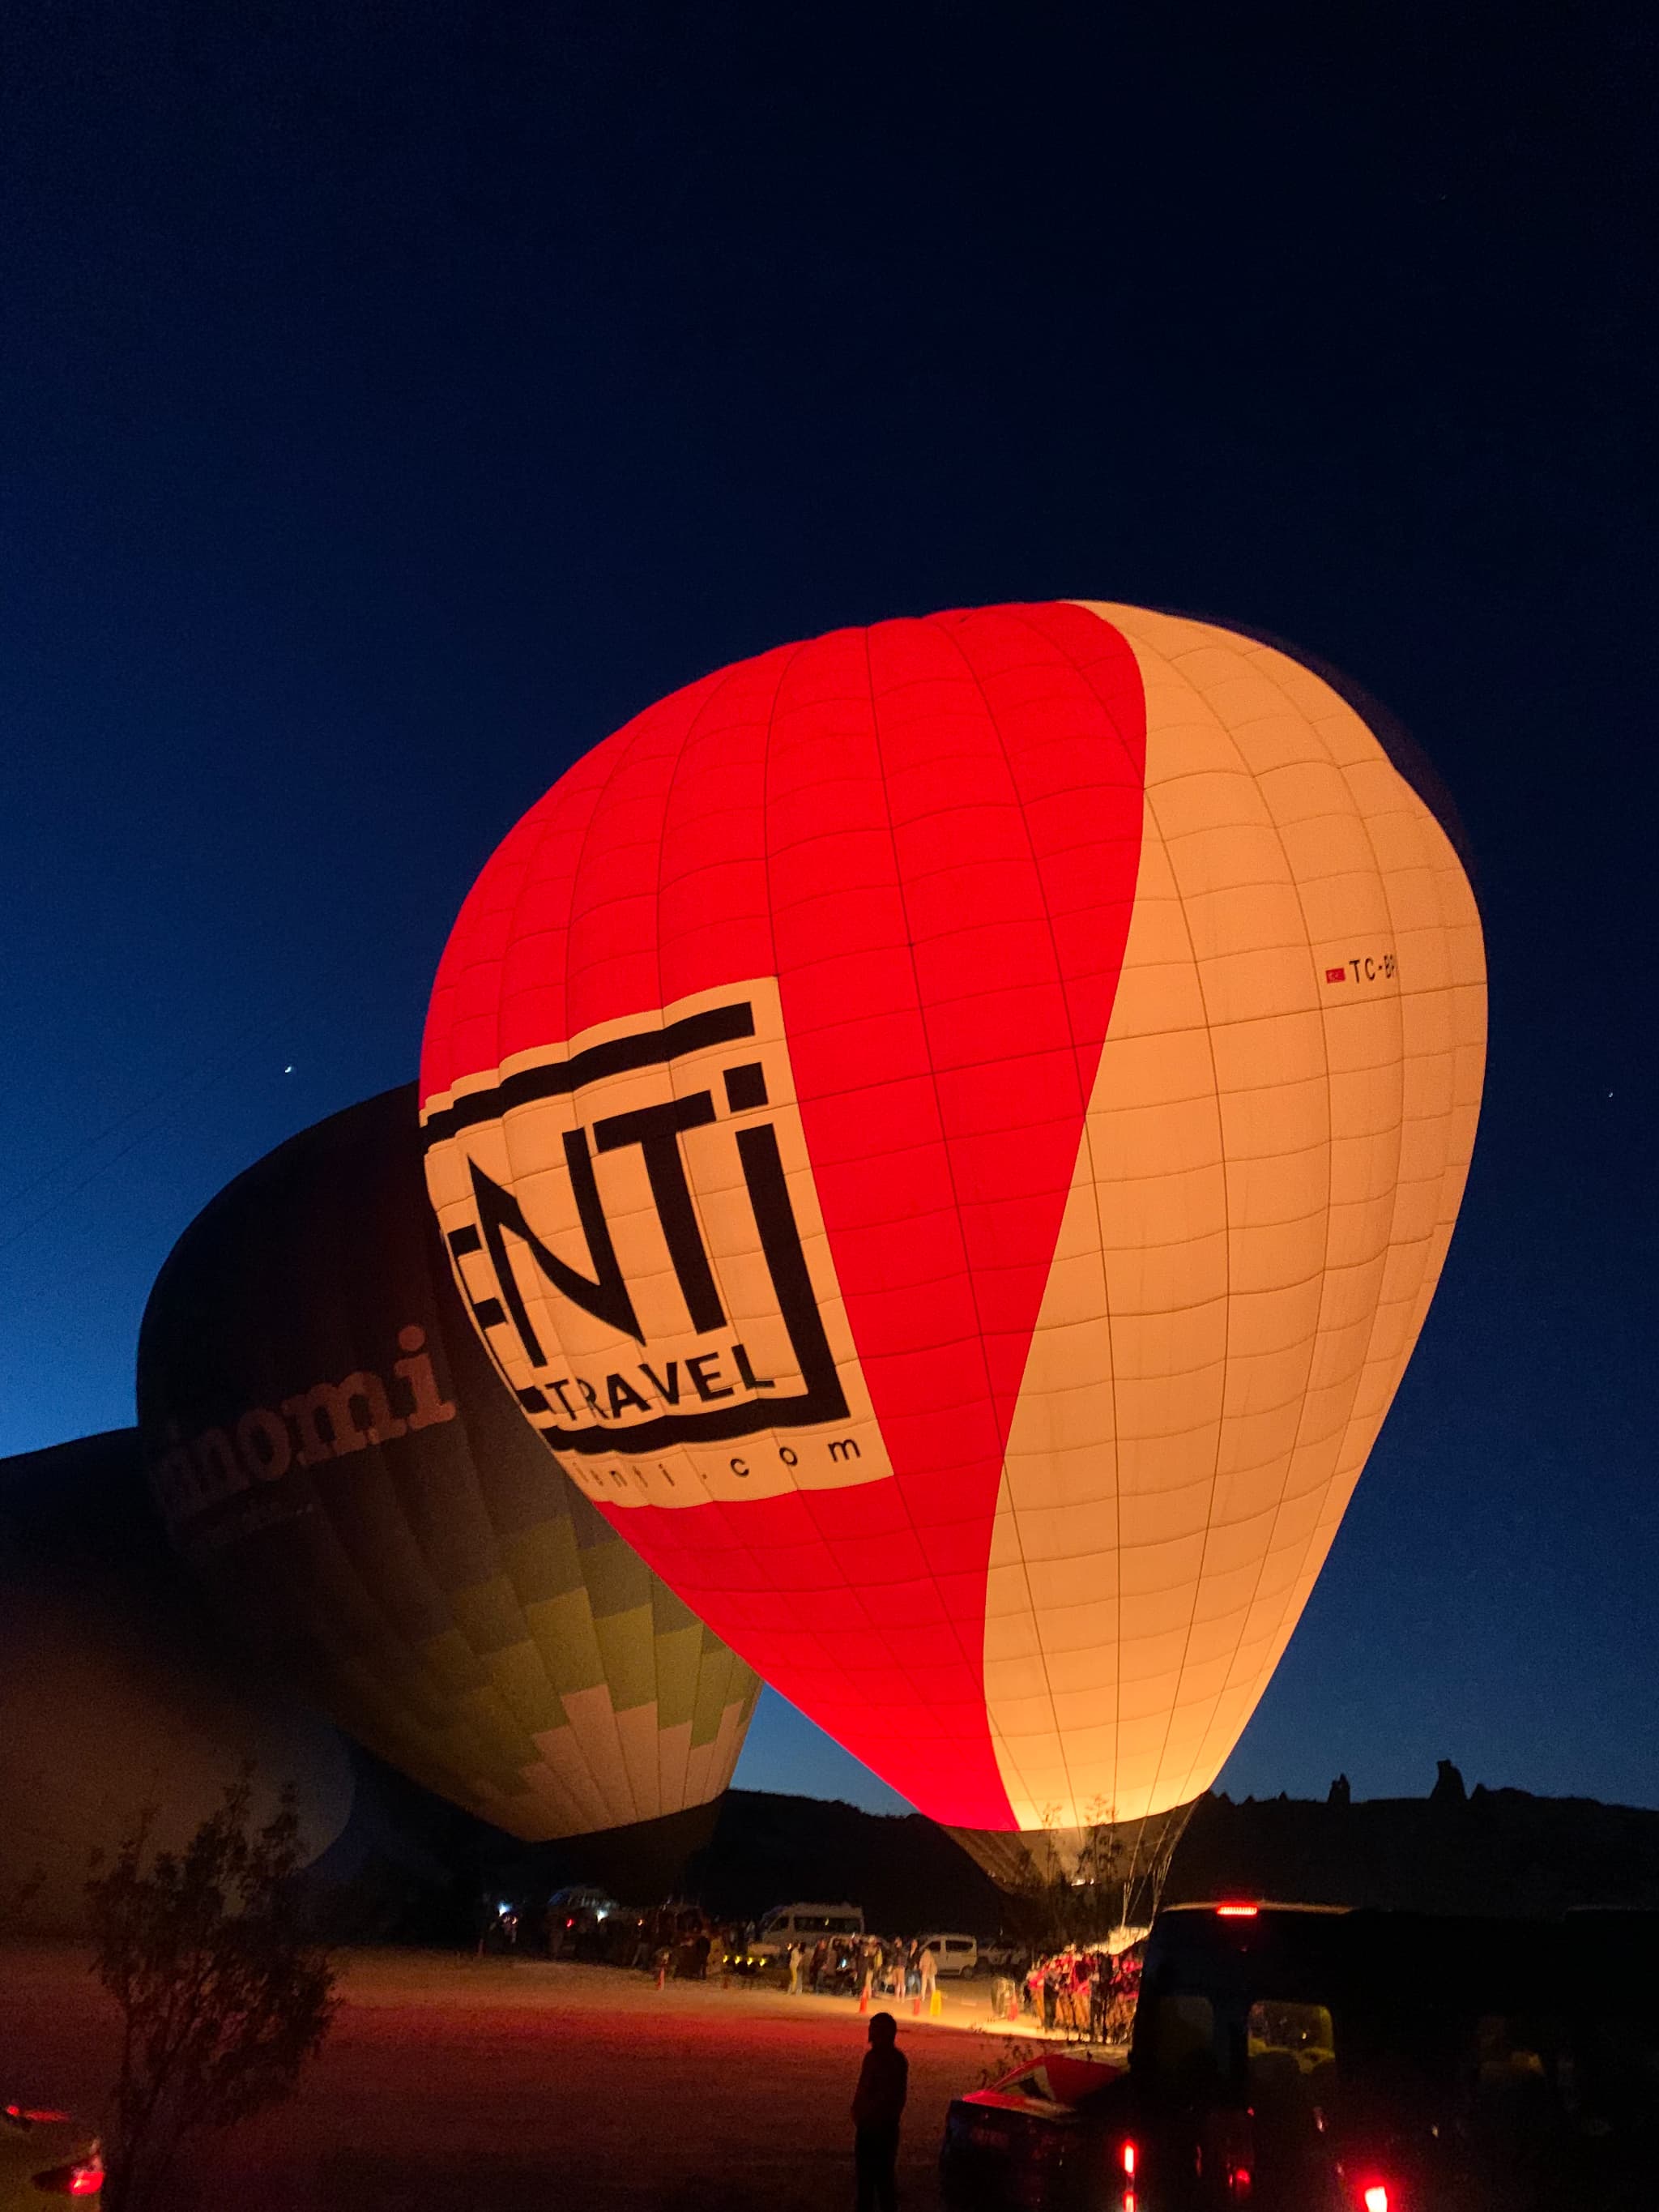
[851,2010,908,2211]
[919,1943,937,2009]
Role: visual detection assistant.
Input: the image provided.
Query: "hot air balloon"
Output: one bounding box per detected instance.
[419,603,1485,1878]
[0,1430,353,1934]
[137,1087,760,1855]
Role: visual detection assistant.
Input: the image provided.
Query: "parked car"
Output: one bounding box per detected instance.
[549,1884,621,1924]
[940,1900,1659,2211]
[1,2102,101,2202]
[748,1902,865,1958]
[548,1885,625,1958]
[919,1933,981,1977]
[981,1940,1034,1975]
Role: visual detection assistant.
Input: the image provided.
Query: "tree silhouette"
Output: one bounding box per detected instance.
[85,1779,337,2211]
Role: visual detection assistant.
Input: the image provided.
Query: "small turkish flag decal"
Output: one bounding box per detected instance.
[1325,965,1347,982]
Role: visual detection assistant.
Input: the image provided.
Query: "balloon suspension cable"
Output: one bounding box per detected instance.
[1111,1795,1197,1931]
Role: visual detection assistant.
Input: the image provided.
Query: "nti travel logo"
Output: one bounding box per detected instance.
[421,980,891,1509]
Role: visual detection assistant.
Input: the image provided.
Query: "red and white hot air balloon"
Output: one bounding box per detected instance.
[420,603,1485,1867]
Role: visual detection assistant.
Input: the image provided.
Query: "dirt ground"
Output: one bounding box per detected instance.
[0,1947,1038,2209]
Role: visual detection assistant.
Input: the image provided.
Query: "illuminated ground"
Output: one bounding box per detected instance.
[1,1949,1035,2209]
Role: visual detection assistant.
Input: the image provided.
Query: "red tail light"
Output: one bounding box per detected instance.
[31,2152,103,2195]
[1216,1903,1259,1919]
[1120,2140,1137,2176]
[1340,2181,1391,2212]
[1336,2163,1396,2212]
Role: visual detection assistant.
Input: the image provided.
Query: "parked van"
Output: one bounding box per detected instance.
[942,1902,1659,2212]
[750,1902,865,1956]
[918,1933,979,1977]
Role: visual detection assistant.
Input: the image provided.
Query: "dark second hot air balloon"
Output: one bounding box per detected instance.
[0,1429,353,1934]
[137,1087,759,1851]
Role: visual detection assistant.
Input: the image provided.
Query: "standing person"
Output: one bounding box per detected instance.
[809,1936,829,1993]
[1067,1951,1090,2035]
[1089,1952,1109,2042]
[919,1943,938,2009]
[851,2011,908,2212]
[788,1941,804,1996]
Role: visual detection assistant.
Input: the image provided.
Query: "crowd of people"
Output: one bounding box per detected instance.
[783,1932,942,2004]
[1021,1940,1143,2042]
[482,1890,1145,2046]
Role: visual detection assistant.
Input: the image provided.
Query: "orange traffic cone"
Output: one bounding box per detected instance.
[859,1975,871,2014]
[911,1996,922,2018]
[656,1962,667,1992]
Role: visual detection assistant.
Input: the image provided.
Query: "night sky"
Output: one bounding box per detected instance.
[2,2,1654,1817]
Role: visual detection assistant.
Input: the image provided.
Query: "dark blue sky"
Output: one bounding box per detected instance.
[2,2,1654,1815]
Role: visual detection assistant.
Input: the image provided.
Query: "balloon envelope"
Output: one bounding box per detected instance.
[138,1087,759,1843]
[420,603,1486,1836]
[0,1429,353,1933]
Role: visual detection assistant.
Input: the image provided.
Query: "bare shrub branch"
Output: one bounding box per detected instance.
[85,1778,337,2211]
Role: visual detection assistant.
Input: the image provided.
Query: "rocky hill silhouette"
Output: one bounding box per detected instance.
[677,1777,1659,1933]
[1165,1782,1659,1922]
